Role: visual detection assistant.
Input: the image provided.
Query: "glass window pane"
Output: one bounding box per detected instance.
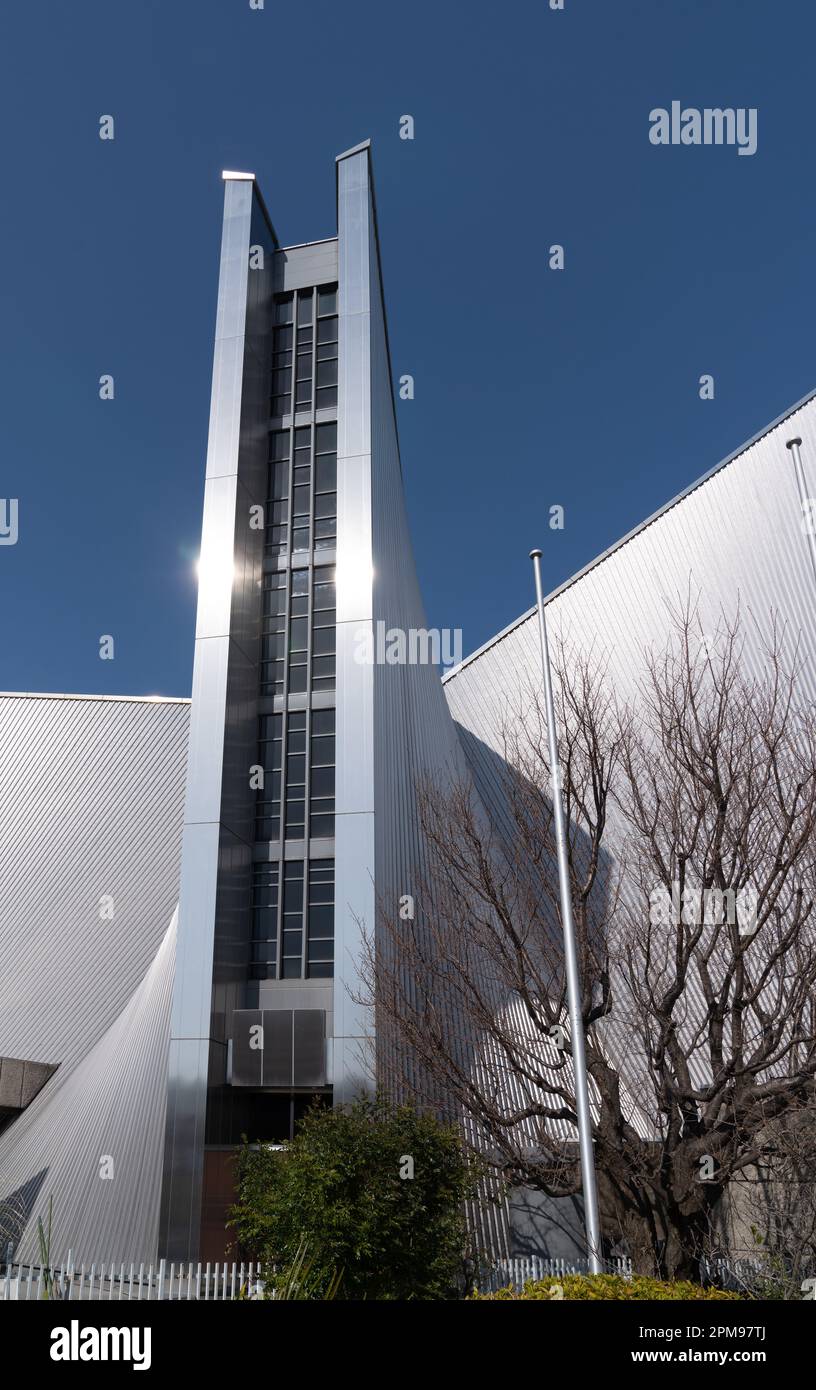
[315,423,337,453]
[311,766,334,798]
[318,285,337,315]
[317,316,337,344]
[289,617,308,651]
[317,359,337,388]
[275,295,293,325]
[284,863,303,891]
[270,430,289,461]
[313,626,335,656]
[313,584,335,609]
[312,737,335,768]
[312,709,335,736]
[316,386,337,410]
[263,588,285,617]
[315,491,336,519]
[270,463,289,499]
[308,905,334,935]
[297,290,313,324]
[262,634,284,662]
[315,461,335,494]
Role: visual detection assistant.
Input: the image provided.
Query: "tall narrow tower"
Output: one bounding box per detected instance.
[159,144,463,1261]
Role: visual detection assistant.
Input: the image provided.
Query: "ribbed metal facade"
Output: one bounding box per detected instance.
[444,390,816,732]
[0,694,189,1262]
[443,390,816,1236]
[0,693,189,1068]
[333,144,468,1102]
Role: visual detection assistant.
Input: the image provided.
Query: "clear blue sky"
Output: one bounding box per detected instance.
[1,0,814,696]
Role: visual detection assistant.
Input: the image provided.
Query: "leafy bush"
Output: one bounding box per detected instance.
[472,1274,741,1301]
[229,1095,480,1300]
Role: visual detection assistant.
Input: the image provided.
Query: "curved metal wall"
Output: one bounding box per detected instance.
[0,692,188,1264]
[0,913,177,1265]
[0,693,188,1069]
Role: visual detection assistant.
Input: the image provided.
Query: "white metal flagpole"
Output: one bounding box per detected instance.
[529,548,603,1274]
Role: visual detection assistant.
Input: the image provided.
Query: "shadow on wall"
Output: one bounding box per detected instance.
[452,724,617,1263]
[508,1186,587,1261]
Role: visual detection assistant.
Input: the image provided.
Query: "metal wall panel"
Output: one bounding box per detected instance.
[442,392,816,1170]
[274,240,338,293]
[159,176,277,1260]
[293,1011,326,1087]
[333,146,377,1102]
[0,693,188,1069]
[0,911,178,1266]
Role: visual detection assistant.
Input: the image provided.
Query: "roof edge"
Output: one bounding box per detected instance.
[0,691,191,705]
[443,383,816,685]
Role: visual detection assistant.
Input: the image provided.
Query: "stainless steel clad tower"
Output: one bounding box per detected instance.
[159,145,465,1261]
[159,172,279,1260]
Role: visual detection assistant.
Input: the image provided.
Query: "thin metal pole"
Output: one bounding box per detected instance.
[786,437,816,587]
[529,548,603,1274]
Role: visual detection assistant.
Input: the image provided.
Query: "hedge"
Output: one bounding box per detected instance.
[472,1274,741,1301]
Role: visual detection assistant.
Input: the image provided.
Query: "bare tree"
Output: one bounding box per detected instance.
[364,602,816,1279]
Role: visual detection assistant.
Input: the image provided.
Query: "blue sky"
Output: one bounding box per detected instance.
[1,0,814,695]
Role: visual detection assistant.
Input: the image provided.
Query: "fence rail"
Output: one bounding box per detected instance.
[8,1251,793,1300]
[1,1255,265,1302]
[480,1255,633,1293]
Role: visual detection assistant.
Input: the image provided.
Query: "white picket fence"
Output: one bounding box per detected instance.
[480,1254,633,1293]
[2,1251,633,1301]
[1,1255,265,1302]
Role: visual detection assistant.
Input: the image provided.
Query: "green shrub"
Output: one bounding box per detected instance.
[472,1274,741,1301]
[229,1095,480,1300]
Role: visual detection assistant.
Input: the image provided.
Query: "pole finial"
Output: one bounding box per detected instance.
[529,548,543,560]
